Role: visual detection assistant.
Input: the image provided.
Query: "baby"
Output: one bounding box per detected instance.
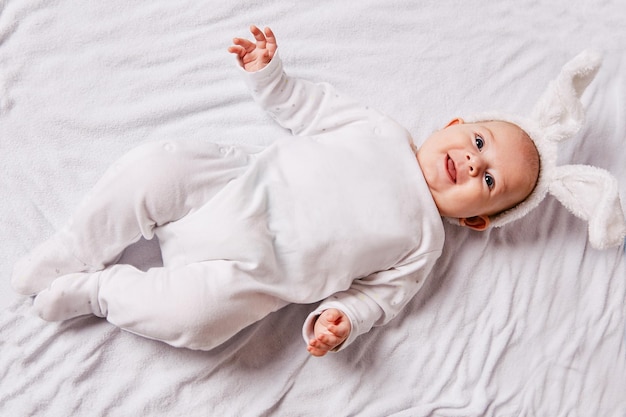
[12,26,621,357]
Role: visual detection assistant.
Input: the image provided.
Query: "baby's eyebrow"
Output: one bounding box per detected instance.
[482,125,495,143]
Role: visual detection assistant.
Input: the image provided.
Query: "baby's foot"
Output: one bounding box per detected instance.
[33,272,103,321]
[11,233,93,296]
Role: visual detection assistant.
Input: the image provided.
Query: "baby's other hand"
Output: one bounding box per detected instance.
[307,308,351,357]
[228,25,277,72]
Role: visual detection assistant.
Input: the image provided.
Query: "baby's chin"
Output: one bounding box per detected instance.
[432,203,463,219]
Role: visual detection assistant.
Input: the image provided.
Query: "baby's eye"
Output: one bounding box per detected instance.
[475,134,485,150]
[485,173,495,190]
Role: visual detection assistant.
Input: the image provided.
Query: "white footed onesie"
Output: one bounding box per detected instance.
[12,52,445,351]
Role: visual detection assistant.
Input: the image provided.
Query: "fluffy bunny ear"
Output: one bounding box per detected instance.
[549,165,626,250]
[530,50,602,142]
[462,50,626,248]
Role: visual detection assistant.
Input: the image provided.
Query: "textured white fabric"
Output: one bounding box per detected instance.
[1,1,625,416]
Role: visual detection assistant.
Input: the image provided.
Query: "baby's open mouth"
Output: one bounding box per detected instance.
[446,155,457,183]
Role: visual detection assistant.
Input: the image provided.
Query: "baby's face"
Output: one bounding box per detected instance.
[417,119,539,220]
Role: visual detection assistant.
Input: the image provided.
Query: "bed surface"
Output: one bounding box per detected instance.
[1,1,625,416]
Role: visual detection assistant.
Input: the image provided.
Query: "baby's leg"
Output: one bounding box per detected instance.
[12,141,253,295]
[33,260,283,351]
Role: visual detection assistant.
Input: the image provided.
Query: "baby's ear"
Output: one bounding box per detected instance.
[459,215,490,231]
[444,118,465,128]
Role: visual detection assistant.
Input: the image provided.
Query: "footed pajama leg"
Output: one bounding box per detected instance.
[33,260,284,351]
[12,140,254,295]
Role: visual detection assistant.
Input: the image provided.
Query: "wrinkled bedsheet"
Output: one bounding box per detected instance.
[1,1,625,416]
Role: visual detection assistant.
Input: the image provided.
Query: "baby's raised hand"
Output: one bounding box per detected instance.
[307,308,352,357]
[228,25,277,72]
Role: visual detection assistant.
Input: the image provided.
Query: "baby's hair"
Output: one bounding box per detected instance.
[491,122,541,217]
[517,127,541,196]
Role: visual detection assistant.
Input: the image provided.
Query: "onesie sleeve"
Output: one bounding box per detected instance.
[302,249,442,352]
[239,50,378,137]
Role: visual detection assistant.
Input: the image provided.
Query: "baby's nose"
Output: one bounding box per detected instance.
[466,153,484,176]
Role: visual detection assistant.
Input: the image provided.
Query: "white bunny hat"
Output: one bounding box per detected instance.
[463,50,626,249]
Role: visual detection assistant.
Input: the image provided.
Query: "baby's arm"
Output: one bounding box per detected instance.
[303,251,442,354]
[307,308,352,357]
[231,26,381,137]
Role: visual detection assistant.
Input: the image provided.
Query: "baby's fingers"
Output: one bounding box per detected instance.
[307,338,331,357]
[327,323,350,339]
[320,308,343,325]
[317,331,343,349]
[249,25,267,49]
[263,27,277,56]
[227,45,245,58]
[231,37,256,53]
[263,26,276,42]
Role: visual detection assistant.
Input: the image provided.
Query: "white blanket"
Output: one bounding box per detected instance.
[1,1,625,416]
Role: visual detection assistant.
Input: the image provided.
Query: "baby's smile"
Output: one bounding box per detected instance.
[446,155,456,183]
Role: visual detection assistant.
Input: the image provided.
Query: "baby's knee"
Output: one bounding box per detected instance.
[112,141,181,178]
[145,304,224,351]
[96,141,191,208]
